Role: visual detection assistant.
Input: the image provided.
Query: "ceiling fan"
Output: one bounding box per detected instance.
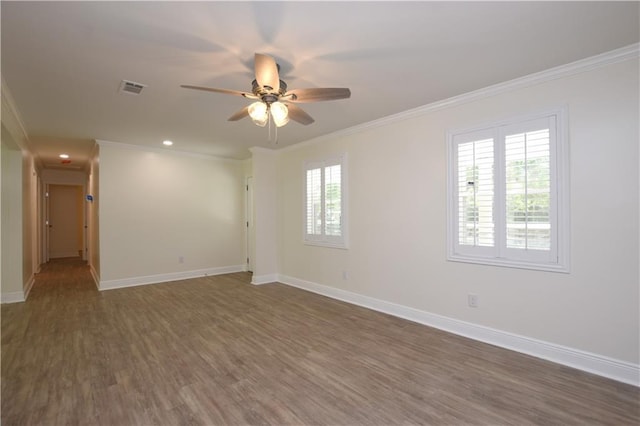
[181,53,351,128]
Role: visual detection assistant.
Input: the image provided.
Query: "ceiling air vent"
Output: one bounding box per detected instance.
[119,80,147,95]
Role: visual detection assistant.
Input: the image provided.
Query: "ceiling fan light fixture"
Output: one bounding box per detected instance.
[181,53,350,131]
[248,101,268,127]
[270,102,289,127]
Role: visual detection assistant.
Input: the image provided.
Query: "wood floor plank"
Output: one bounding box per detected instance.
[2,258,639,425]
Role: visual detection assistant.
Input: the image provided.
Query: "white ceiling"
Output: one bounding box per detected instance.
[2,1,638,169]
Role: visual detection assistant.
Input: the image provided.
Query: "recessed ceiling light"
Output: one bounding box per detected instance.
[163,140,173,146]
[59,154,70,159]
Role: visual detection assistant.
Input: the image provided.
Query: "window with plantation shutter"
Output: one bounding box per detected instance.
[457,136,495,251]
[306,167,322,236]
[304,155,347,248]
[447,108,569,272]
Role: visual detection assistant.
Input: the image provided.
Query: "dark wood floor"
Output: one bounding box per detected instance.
[2,258,638,425]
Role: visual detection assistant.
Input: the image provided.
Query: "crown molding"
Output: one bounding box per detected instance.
[1,78,44,169]
[281,43,639,154]
[249,146,277,155]
[83,141,99,174]
[95,139,242,163]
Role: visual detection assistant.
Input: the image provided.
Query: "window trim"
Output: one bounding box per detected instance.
[446,107,570,273]
[303,153,348,249]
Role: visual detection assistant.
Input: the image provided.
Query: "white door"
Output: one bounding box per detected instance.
[47,184,83,259]
[44,184,50,263]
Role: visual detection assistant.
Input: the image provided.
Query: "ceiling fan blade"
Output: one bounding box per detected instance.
[284,87,351,103]
[254,53,280,92]
[180,85,258,99]
[286,103,314,125]
[228,106,250,122]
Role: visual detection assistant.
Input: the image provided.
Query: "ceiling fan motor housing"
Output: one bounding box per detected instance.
[251,79,287,104]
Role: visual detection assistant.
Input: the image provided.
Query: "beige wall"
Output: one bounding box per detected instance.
[0,133,2,293]
[1,81,42,303]
[98,142,246,284]
[41,169,86,185]
[1,125,39,302]
[276,58,639,365]
[1,126,24,298]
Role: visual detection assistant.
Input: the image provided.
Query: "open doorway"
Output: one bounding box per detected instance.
[45,184,84,261]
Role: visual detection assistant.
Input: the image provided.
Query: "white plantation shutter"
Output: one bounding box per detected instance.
[504,126,551,250]
[451,129,496,258]
[306,167,322,236]
[457,138,494,248]
[448,108,568,272]
[304,155,347,248]
[324,164,342,237]
[501,116,557,263]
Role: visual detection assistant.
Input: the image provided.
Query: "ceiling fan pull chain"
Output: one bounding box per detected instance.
[274,120,278,144]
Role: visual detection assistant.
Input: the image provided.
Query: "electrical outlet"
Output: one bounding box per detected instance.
[342,270,349,280]
[468,294,479,308]
[178,256,184,264]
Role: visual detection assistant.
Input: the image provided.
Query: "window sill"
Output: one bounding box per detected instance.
[303,240,348,250]
[447,254,569,273]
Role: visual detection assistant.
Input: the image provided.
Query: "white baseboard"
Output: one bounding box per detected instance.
[1,273,36,304]
[278,274,640,387]
[251,273,279,285]
[23,274,35,300]
[99,265,245,291]
[89,264,100,290]
[1,290,25,304]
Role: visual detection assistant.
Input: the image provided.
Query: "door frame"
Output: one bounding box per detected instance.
[43,183,50,263]
[42,183,87,262]
[246,176,254,272]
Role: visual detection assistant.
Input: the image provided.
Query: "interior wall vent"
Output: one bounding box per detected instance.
[119,80,147,95]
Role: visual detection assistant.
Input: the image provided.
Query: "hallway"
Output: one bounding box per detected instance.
[2,258,99,347]
[24,257,96,299]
